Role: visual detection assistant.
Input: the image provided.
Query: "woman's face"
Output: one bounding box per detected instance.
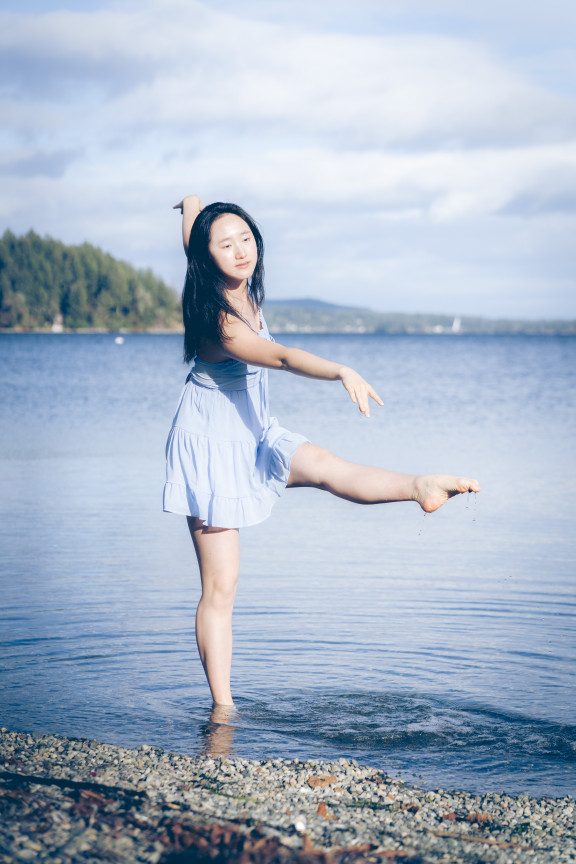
[208,214,257,283]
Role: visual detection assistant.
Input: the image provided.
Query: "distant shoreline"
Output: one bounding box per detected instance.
[1,327,575,337]
[4,300,575,336]
[3,233,574,336]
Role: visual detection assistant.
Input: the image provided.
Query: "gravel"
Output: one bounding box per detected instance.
[1,727,574,863]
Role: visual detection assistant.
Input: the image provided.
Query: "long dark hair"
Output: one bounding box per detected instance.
[182,202,265,363]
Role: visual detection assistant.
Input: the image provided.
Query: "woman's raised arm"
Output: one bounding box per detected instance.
[223,316,384,417]
[173,194,204,255]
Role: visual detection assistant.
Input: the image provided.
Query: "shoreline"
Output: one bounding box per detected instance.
[2,328,576,337]
[1,729,574,863]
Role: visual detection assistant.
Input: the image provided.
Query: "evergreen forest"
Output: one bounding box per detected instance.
[0,230,180,331]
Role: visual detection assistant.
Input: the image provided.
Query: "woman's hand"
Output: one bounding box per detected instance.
[173,194,204,214]
[339,366,383,418]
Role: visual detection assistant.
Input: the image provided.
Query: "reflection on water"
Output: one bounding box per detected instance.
[0,333,575,795]
[200,704,239,757]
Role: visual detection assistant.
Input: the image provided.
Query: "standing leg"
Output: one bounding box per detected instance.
[287,443,480,511]
[187,517,239,706]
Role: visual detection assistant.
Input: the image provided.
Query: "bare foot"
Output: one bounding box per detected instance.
[412,474,481,513]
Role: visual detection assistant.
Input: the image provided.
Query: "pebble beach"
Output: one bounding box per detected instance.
[1,728,574,864]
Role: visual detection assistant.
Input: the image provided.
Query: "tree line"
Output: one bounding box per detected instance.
[0,230,181,331]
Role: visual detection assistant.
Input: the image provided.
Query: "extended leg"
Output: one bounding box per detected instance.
[187,517,239,706]
[287,443,480,512]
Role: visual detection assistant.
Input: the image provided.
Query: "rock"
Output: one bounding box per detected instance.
[307,774,337,789]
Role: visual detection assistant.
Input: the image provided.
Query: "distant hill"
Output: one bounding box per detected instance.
[263,299,576,336]
[0,230,180,331]
[265,298,367,310]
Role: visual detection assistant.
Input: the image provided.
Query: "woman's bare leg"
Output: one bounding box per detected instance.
[187,517,239,706]
[287,443,480,512]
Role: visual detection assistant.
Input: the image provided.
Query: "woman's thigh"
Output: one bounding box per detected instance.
[186,518,240,594]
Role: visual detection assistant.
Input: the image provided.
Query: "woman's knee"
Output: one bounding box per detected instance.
[200,569,238,611]
[288,443,343,488]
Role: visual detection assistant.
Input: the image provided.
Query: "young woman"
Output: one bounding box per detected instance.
[165,194,481,707]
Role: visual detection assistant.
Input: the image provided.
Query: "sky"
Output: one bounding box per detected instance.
[1,0,575,318]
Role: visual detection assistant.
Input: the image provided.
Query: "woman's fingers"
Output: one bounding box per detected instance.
[360,389,372,417]
[369,387,384,407]
[340,369,383,418]
[345,384,382,418]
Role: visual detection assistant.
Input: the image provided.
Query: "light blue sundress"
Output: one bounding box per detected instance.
[163,313,308,528]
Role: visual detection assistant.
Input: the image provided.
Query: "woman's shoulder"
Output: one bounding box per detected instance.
[221,304,262,336]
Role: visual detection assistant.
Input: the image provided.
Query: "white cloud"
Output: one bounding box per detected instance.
[206,0,576,57]
[149,144,576,221]
[2,2,575,147]
[0,0,575,318]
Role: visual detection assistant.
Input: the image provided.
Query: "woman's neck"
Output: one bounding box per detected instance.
[225,285,260,333]
[225,282,250,313]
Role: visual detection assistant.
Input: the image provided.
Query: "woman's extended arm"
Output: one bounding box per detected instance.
[222,316,383,417]
[173,194,204,255]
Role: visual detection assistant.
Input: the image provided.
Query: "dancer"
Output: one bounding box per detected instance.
[165,194,481,706]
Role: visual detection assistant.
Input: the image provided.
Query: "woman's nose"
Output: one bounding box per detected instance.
[235,242,247,258]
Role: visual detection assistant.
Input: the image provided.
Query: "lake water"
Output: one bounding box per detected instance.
[1,333,575,797]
